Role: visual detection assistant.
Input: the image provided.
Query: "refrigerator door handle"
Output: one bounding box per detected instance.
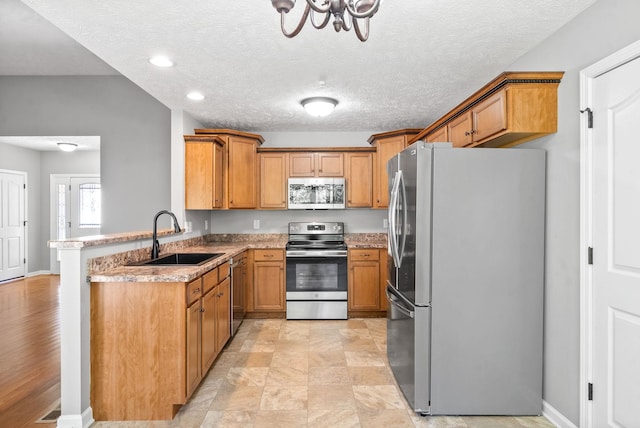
[388,170,403,268]
[386,287,415,318]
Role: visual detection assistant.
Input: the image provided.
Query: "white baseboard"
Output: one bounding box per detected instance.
[26,270,52,277]
[543,400,578,428]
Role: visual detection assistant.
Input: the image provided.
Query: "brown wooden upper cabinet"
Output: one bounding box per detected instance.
[184,136,224,209]
[413,72,564,148]
[368,129,421,209]
[345,152,373,208]
[289,152,344,177]
[259,152,288,209]
[185,129,264,210]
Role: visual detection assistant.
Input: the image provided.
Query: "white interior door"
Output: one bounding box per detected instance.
[0,171,26,282]
[590,55,640,428]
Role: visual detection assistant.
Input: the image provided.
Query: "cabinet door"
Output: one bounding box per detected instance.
[260,153,288,209]
[348,261,380,310]
[212,142,224,208]
[289,153,315,177]
[316,153,344,177]
[345,153,373,208]
[185,142,214,209]
[447,112,473,147]
[228,136,258,208]
[201,288,217,373]
[253,261,285,311]
[215,277,231,352]
[472,90,507,144]
[373,136,406,208]
[186,300,201,397]
[425,126,448,143]
[379,249,388,311]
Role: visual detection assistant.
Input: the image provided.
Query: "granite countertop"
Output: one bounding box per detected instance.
[87,233,385,283]
[90,238,287,283]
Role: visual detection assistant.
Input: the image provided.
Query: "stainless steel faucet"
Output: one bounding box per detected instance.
[151,210,181,259]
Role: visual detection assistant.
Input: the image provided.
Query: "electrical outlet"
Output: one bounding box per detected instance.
[383,219,388,229]
[205,220,209,230]
[253,219,260,229]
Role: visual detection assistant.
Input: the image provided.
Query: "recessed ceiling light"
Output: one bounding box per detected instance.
[57,142,78,152]
[149,56,174,68]
[187,92,205,101]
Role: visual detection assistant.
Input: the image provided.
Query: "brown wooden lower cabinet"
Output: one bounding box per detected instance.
[91,264,231,421]
[348,248,387,316]
[247,249,285,315]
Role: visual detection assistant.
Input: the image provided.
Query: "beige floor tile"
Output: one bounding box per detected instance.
[200,410,256,428]
[345,350,386,367]
[275,339,309,352]
[271,351,309,369]
[308,366,351,385]
[208,384,263,411]
[279,328,310,341]
[253,410,308,428]
[247,328,282,340]
[410,415,469,427]
[308,384,356,410]
[345,319,369,329]
[342,338,380,352]
[265,365,309,386]
[463,416,534,428]
[353,385,405,410]
[226,367,269,387]
[348,366,394,385]
[357,408,415,427]
[309,320,349,330]
[309,335,344,352]
[259,385,308,410]
[240,339,277,352]
[308,409,360,428]
[227,351,274,367]
[340,328,372,340]
[308,350,347,367]
[513,416,557,427]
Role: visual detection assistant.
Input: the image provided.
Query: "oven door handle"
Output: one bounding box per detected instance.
[286,251,348,258]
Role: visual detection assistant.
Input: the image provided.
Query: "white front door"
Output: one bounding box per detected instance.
[0,171,26,282]
[590,54,640,427]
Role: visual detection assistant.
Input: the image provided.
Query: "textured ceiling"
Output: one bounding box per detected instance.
[6,0,597,133]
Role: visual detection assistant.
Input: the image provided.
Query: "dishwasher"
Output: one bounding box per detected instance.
[230,253,246,335]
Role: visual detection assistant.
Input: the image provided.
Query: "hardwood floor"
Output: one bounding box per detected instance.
[0,275,60,428]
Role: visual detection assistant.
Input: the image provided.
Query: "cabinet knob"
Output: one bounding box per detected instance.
[200,308,205,313]
[464,131,471,136]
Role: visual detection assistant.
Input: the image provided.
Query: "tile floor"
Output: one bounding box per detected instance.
[93,318,555,428]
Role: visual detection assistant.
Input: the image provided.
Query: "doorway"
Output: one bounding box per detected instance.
[0,170,26,282]
[49,174,101,274]
[580,39,640,428]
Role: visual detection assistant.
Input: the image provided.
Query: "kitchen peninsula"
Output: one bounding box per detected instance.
[50,229,386,422]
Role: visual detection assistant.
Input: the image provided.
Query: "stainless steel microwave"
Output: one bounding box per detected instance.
[288,178,345,209]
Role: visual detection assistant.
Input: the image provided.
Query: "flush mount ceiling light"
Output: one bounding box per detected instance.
[149,56,174,68]
[301,97,338,117]
[187,92,205,101]
[271,0,381,42]
[57,142,78,152]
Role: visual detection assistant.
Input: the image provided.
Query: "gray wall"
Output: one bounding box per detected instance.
[0,143,41,271]
[0,76,172,238]
[206,131,387,234]
[509,0,640,423]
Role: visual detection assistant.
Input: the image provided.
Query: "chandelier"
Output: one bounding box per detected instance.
[271,0,381,42]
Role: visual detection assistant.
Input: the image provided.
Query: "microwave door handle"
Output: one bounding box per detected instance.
[388,171,402,268]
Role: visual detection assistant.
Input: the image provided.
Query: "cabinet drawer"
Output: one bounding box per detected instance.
[218,261,230,279]
[187,278,202,306]
[254,249,283,261]
[202,268,218,294]
[349,249,380,261]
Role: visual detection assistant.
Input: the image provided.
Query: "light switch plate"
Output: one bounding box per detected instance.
[253,219,260,229]
[383,219,388,229]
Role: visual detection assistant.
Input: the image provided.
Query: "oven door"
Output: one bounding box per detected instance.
[285,254,347,299]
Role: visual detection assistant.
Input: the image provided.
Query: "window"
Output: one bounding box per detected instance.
[78,183,101,228]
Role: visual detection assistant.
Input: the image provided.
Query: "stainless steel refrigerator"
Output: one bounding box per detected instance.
[386,141,545,416]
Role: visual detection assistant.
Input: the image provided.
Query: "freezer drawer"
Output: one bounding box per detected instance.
[386,285,431,414]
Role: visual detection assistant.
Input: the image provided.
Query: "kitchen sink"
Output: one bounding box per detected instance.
[135,253,224,266]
